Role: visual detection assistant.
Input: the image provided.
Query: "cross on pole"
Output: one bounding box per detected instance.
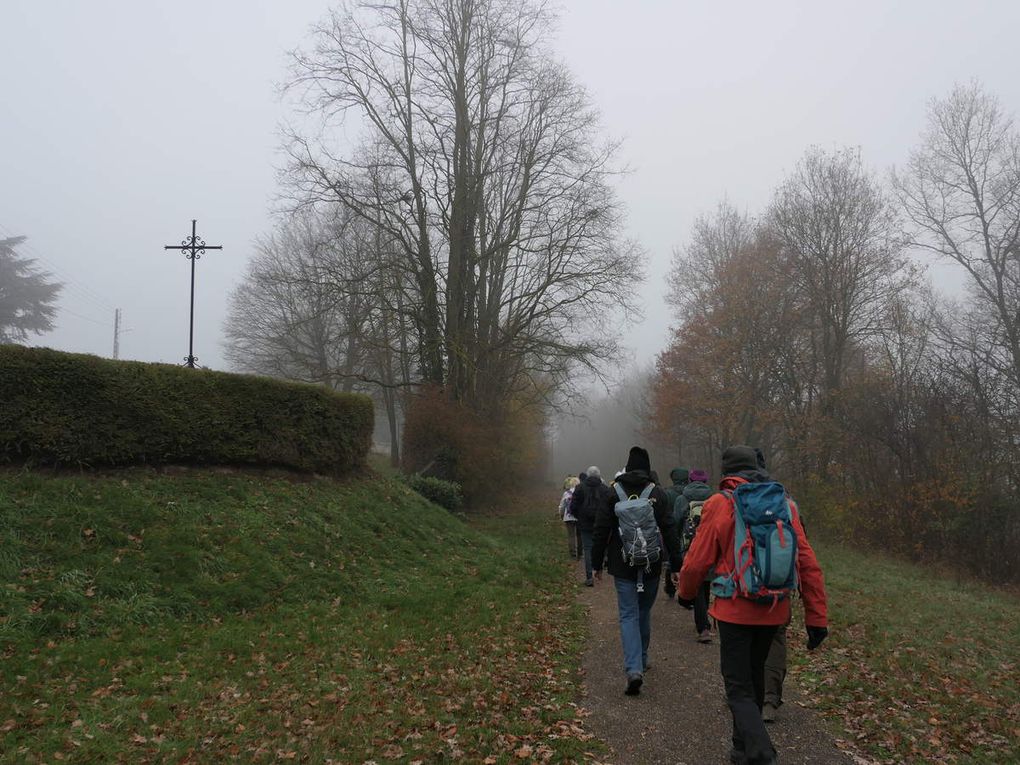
[164,219,222,368]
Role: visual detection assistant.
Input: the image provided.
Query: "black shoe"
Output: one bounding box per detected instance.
[584,579,594,587]
[624,673,643,695]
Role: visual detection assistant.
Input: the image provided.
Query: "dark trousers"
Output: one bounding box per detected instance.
[718,621,779,765]
[693,580,711,633]
[579,527,594,580]
[565,521,579,558]
[764,623,787,708]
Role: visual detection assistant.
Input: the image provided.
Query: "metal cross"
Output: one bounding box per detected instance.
[164,219,223,368]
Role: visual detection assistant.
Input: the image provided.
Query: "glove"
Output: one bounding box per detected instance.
[676,597,695,610]
[806,626,828,650]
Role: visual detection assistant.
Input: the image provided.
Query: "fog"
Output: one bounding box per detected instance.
[4,1,1018,397]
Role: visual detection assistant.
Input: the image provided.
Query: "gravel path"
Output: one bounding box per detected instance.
[577,562,861,765]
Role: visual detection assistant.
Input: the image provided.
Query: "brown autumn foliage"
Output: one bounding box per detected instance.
[402,386,547,505]
[647,147,1020,583]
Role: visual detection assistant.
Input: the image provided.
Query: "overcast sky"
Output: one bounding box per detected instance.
[3,0,1019,372]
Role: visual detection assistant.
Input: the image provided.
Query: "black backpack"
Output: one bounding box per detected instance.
[577,482,601,524]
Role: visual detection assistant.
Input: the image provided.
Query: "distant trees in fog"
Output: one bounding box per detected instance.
[645,83,1020,580]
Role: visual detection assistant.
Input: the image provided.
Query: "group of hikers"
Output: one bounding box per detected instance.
[556,444,828,765]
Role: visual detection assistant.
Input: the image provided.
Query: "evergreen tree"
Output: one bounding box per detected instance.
[0,236,62,343]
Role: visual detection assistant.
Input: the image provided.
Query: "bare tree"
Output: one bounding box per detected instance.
[894,82,1020,402]
[283,0,634,415]
[666,200,755,318]
[771,147,910,402]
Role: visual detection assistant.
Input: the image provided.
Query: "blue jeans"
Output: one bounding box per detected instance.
[579,528,594,580]
[613,573,659,675]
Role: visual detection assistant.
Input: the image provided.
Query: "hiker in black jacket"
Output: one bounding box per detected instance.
[570,466,612,586]
[591,446,683,695]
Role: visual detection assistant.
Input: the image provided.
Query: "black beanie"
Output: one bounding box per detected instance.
[721,445,758,475]
[625,446,651,473]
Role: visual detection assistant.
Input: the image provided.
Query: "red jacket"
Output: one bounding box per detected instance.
[678,475,828,627]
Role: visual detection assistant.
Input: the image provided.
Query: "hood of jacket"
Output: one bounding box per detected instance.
[583,474,604,490]
[718,471,775,493]
[615,469,653,495]
[733,468,771,483]
[682,481,713,502]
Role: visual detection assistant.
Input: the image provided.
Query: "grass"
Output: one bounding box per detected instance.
[790,541,1020,765]
[0,467,597,763]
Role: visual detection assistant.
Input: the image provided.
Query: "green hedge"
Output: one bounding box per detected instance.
[402,473,463,511]
[0,345,374,475]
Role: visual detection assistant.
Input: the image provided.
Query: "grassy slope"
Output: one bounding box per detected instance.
[791,541,1020,765]
[0,468,596,764]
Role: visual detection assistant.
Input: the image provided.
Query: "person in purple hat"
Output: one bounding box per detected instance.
[676,467,715,642]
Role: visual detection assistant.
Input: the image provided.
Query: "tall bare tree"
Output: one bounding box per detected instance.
[770,147,910,403]
[894,82,1020,402]
[283,0,634,415]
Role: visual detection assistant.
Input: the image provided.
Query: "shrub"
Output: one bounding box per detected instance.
[402,473,463,511]
[0,345,373,475]
[401,386,546,505]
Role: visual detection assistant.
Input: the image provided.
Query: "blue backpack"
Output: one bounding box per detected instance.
[711,482,798,603]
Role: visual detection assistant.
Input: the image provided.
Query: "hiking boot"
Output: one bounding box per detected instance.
[624,673,643,695]
[762,702,778,723]
[698,629,712,643]
[584,579,594,587]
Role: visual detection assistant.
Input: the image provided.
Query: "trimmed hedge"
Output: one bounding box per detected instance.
[402,473,463,512]
[0,345,374,475]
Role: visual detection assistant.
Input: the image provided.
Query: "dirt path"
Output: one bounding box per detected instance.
[577,561,862,765]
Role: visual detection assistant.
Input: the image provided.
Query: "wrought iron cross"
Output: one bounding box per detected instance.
[164,219,223,368]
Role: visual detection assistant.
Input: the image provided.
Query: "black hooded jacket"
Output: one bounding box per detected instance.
[590,469,683,580]
[569,474,613,531]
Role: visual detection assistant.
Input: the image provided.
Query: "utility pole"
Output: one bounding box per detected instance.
[163,219,223,368]
[113,308,121,359]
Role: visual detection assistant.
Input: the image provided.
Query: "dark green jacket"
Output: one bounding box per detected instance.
[663,467,689,514]
[674,480,714,529]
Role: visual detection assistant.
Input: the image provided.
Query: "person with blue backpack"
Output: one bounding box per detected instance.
[678,445,828,765]
[591,446,683,696]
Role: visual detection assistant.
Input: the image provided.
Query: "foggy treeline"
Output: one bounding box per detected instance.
[224,0,634,482]
[550,371,652,481]
[643,83,1020,581]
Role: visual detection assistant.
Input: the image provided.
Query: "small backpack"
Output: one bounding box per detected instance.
[711,482,798,604]
[680,499,707,554]
[613,483,662,571]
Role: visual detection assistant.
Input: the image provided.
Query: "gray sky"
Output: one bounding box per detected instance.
[3,0,1018,371]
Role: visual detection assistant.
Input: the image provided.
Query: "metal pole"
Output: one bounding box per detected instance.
[188,219,196,368]
[113,308,121,359]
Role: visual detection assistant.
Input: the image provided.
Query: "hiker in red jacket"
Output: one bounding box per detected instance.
[678,445,828,765]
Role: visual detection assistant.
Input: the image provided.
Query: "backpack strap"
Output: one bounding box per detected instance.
[614,483,627,502]
[639,483,654,500]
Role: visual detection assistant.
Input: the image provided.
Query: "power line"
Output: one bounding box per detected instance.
[58,306,114,328]
[0,222,120,314]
